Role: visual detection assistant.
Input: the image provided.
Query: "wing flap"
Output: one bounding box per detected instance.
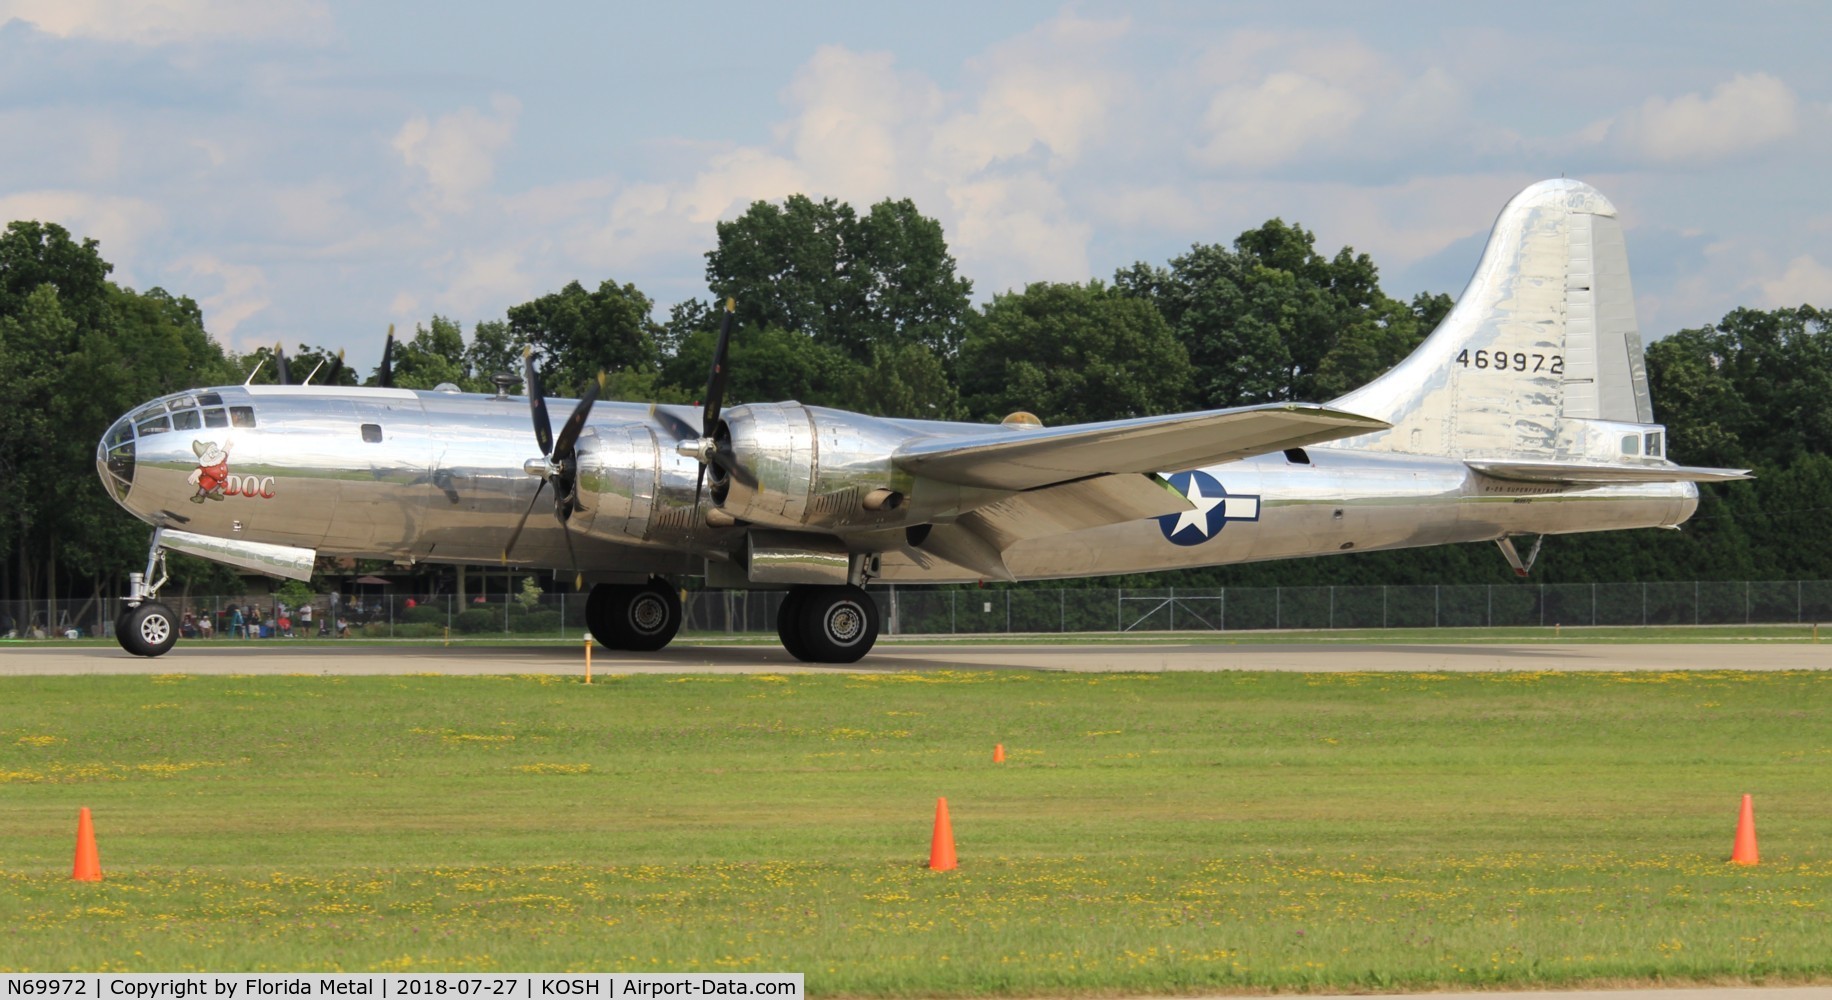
[1468,460,1752,484]
[894,403,1389,491]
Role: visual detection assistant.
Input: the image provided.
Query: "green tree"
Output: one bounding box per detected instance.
[959,281,1192,425]
[706,195,972,361]
[1116,221,1425,407]
[506,279,661,395]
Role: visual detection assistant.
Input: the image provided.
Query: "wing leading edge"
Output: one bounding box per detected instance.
[892,403,1390,492]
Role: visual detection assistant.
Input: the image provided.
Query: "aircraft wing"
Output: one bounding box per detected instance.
[892,403,1389,491]
[1467,460,1752,484]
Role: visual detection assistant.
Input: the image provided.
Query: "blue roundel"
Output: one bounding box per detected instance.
[1156,471,1260,546]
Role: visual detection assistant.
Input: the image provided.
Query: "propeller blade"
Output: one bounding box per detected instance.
[524,347,553,458]
[556,509,583,590]
[551,372,603,464]
[275,343,291,386]
[502,479,548,563]
[702,298,736,436]
[649,403,699,443]
[379,324,395,388]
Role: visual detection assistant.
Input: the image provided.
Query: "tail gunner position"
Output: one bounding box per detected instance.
[97,180,1746,662]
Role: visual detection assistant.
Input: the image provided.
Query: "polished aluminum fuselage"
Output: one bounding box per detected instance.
[99,383,1696,585]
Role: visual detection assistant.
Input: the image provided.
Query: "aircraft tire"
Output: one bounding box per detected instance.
[585,584,629,649]
[117,602,178,658]
[777,588,813,662]
[620,580,682,652]
[795,585,879,664]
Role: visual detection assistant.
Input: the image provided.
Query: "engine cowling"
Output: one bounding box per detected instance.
[710,402,917,531]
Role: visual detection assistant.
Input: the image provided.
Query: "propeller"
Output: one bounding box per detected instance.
[671,299,755,509]
[503,347,603,588]
[378,324,395,388]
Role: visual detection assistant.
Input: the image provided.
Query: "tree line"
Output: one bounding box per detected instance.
[1,194,1823,607]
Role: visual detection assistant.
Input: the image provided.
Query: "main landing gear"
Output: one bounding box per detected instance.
[776,584,880,664]
[117,532,176,658]
[586,580,683,652]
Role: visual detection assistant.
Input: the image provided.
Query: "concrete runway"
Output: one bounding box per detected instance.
[1,638,1827,674]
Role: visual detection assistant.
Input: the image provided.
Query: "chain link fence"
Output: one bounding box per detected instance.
[5,581,1831,641]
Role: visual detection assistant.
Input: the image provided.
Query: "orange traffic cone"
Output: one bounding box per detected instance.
[928,797,957,871]
[993,743,1005,763]
[72,807,102,882]
[1731,794,1759,865]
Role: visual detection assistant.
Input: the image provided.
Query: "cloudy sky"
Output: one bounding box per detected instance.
[3,1,1828,373]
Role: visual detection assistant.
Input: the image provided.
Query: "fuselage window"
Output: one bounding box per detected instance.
[231,406,257,428]
[1284,448,1311,464]
[1620,434,1639,456]
[203,408,229,428]
[172,409,202,430]
[1644,431,1664,458]
[361,423,383,443]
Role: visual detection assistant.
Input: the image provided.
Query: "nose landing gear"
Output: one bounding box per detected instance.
[117,532,176,657]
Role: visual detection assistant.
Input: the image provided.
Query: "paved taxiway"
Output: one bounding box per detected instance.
[1,639,1826,674]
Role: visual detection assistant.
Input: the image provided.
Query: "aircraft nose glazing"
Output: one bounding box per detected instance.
[97,412,137,502]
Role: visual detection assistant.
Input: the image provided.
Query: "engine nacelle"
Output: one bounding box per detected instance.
[575,423,663,540]
[711,403,916,531]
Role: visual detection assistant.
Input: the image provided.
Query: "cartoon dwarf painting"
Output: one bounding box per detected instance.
[188,440,230,502]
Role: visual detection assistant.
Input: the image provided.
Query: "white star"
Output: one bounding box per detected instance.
[1171,476,1225,537]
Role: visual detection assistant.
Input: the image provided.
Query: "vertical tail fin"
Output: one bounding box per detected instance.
[1330,179,1660,464]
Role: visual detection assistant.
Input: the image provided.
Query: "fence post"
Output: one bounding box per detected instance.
[1275,587,1281,629]
[1382,586,1388,629]
[1435,585,1440,628]
[1746,581,1751,624]
[1060,589,1066,633]
[1005,591,1011,634]
[1116,589,1122,632]
[1591,582,1596,626]
[1486,584,1492,627]
[1329,586,1335,629]
[1220,587,1226,631]
[950,590,956,634]
[1642,582,1647,626]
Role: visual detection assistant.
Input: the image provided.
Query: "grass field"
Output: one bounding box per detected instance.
[2,668,1830,992]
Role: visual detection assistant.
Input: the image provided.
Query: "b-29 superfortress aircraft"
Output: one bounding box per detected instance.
[96,179,1746,662]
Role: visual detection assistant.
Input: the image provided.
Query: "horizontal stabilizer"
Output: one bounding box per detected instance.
[1468,460,1751,484]
[895,403,1389,492]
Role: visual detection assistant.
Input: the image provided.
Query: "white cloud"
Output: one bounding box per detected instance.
[393,96,522,217]
[1754,255,1832,308]
[0,0,333,45]
[1194,71,1363,171]
[174,253,270,344]
[1604,73,1800,165]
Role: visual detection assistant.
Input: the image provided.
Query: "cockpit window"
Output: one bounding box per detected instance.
[203,408,229,428]
[170,395,198,409]
[137,414,171,435]
[197,392,224,406]
[230,406,256,428]
[172,409,202,430]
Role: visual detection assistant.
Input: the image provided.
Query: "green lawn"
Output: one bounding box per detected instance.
[2,669,1830,991]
